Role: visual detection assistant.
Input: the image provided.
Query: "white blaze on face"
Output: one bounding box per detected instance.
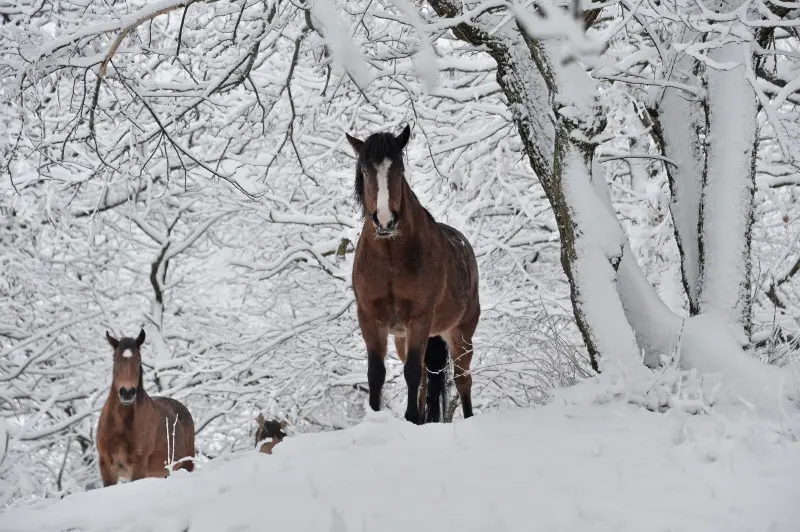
[375,158,392,226]
[122,349,133,359]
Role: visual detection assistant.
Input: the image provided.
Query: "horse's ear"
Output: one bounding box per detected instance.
[135,328,146,347]
[106,331,119,350]
[256,413,265,426]
[396,124,411,150]
[345,133,364,155]
[279,419,289,429]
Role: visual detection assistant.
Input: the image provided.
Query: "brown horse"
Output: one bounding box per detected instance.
[96,329,195,486]
[345,125,480,425]
[254,413,288,454]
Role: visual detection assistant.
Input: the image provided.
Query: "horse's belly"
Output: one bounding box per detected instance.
[388,325,406,337]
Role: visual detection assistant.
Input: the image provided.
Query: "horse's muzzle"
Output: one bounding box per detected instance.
[375,228,398,238]
[373,211,398,238]
[118,387,137,405]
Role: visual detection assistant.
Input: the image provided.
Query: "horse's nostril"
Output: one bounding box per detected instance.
[372,212,379,225]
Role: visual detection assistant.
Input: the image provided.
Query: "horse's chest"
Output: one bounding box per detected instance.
[102,419,148,474]
[106,439,135,477]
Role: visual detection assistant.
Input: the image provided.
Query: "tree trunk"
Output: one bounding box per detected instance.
[648,27,706,314]
[697,40,757,337]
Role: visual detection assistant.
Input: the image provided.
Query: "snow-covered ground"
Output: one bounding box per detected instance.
[2,379,798,532]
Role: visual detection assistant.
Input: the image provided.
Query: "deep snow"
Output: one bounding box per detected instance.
[2,378,799,532]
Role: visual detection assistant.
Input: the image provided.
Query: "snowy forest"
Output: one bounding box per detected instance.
[1,0,800,517]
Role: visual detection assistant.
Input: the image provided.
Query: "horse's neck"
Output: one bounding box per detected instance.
[402,183,437,237]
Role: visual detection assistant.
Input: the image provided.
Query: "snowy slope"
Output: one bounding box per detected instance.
[2,381,799,532]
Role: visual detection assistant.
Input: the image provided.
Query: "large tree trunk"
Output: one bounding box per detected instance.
[427,0,641,372]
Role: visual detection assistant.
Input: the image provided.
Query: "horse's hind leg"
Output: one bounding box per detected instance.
[358,308,388,412]
[424,336,448,423]
[444,321,477,419]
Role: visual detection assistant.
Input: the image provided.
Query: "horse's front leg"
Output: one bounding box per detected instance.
[395,336,426,422]
[99,455,118,487]
[358,307,388,412]
[130,457,147,481]
[403,321,431,425]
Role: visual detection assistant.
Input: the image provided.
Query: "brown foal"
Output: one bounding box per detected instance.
[346,125,481,424]
[254,413,288,454]
[96,330,195,486]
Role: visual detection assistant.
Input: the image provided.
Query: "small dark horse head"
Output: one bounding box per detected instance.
[255,413,288,454]
[346,125,411,238]
[106,329,146,406]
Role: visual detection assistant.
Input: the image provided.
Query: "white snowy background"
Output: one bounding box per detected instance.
[1,0,800,530]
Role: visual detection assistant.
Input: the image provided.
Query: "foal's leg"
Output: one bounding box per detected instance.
[444,323,476,419]
[358,308,388,412]
[403,322,431,425]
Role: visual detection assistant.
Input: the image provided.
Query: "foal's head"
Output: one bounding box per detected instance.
[255,413,288,454]
[106,329,146,406]
[346,125,411,238]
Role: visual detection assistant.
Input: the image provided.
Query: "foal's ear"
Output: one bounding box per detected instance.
[279,419,289,429]
[345,133,364,155]
[256,413,266,427]
[106,331,119,350]
[396,124,411,150]
[135,328,146,347]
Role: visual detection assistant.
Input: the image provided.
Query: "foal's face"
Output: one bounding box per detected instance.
[106,329,146,406]
[346,126,411,238]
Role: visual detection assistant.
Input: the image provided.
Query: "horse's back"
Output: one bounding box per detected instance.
[437,222,479,289]
[153,396,194,429]
[152,396,196,467]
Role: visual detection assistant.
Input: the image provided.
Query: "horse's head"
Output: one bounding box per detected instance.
[346,125,411,239]
[106,329,146,406]
[255,413,288,454]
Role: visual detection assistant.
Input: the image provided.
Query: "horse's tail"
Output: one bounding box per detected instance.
[425,336,449,423]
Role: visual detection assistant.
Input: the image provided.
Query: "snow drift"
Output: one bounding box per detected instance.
[2,380,799,532]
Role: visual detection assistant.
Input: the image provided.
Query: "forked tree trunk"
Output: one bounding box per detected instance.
[648,26,706,315]
[650,24,757,339]
[424,2,793,418]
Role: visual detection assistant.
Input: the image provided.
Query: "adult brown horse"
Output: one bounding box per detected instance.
[346,125,480,425]
[96,329,195,486]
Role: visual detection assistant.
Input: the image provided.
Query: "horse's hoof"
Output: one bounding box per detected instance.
[404,412,423,425]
